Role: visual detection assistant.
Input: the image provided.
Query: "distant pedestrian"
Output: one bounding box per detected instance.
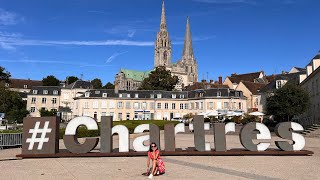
[147,142,165,179]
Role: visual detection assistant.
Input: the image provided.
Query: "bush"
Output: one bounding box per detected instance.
[231,116,242,124]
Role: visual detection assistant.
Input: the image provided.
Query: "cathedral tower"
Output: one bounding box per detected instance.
[154,0,172,67]
[182,17,198,83]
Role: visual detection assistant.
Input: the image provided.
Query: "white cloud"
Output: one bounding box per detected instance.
[0,8,20,25]
[106,51,128,63]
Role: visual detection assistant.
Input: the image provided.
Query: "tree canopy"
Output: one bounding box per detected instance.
[0,66,11,84]
[139,66,178,91]
[103,82,115,89]
[67,76,79,85]
[0,85,29,123]
[266,82,310,122]
[42,75,60,86]
[91,78,103,89]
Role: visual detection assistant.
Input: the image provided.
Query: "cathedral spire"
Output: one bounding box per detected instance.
[160,0,167,30]
[182,17,194,60]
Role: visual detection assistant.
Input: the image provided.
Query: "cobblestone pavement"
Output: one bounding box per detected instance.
[0,134,319,180]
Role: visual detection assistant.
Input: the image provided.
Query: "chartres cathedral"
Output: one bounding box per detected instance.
[115,1,198,91]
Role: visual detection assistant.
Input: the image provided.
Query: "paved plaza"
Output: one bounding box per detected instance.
[0,133,319,180]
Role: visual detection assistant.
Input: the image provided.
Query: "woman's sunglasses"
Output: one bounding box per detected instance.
[151,145,156,147]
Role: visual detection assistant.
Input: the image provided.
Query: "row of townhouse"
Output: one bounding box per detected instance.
[26,83,247,122]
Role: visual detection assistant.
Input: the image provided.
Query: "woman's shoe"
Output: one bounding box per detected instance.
[148,174,153,179]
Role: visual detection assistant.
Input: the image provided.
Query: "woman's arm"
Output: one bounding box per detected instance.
[154,151,159,160]
[147,153,150,169]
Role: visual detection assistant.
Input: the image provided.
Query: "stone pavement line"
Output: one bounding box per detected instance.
[165,158,281,180]
[54,159,78,180]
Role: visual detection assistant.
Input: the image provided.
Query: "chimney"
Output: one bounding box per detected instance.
[231,73,237,77]
[218,76,223,85]
[201,79,207,83]
[209,79,214,84]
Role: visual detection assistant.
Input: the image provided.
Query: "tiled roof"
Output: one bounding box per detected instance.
[260,72,303,92]
[65,80,92,89]
[119,68,151,82]
[228,71,263,84]
[8,78,42,89]
[241,81,267,95]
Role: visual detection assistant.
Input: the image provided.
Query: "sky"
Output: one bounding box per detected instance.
[0,0,319,85]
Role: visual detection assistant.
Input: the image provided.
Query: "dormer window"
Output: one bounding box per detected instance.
[150,94,154,98]
[180,94,185,99]
[102,93,108,97]
[23,85,28,89]
[33,90,38,94]
[217,91,221,97]
[95,91,100,94]
[127,94,130,98]
[157,94,162,98]
[53,90,58,95]
[135,94,139,98]
[5,83,9,87]
[172,94,176,99]
[85,92,90,97]
[43,90,48,95]
[119,94,123,98]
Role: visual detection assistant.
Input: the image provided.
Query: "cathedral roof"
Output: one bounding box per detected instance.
[120,68,151,82]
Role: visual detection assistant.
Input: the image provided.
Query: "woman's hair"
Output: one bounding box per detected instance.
[149,142,158,152]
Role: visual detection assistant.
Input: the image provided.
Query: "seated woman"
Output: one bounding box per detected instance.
[147,142,165,179]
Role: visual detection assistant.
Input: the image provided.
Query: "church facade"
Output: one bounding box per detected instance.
[115,1,198,91]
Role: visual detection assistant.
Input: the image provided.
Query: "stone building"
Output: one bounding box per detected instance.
[115,1,198,91]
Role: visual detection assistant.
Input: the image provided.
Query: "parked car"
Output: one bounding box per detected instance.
[171,117,188,123]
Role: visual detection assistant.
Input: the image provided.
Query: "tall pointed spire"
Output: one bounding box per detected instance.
[182,17,194,59]
[160,0,167,30]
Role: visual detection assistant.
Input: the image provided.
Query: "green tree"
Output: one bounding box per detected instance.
[266,82,310,122]
[42,75,60,86]
[139,66,178,91]
[67,76,79,85]
[91,78,103,89]
[39,109,56,117]
[0,66,11,84]
[0,85,29,123]
[103,82,115,89]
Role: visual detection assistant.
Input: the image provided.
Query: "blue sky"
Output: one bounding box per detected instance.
[0,0,319,84]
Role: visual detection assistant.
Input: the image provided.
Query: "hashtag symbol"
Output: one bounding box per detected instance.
[26,121,52,150]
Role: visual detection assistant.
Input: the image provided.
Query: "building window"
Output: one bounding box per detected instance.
[117,102,123,109]
[42,98,46,104]
[30,107,36,113]
[191,103,194,109]
[102,93,108,97]
[200,102,204,109]
[119,94,123,98]
[53,90,58,95]
[31,97,36,104]
[52,98,57,104]
[135,94,139,98]
[172,103,176,109]
[180,94,185,99]
[134,102,140,109]
[157,103,161,109]
[33,90,38,94]
[101,112,106,116]
[157,94,162,98]
[142,102,147,109]
[64,93,69,100]
[93,101,99,109]
[118,113,122,120]
[224,102,229,109]
[126,102,131,109]
[172,94,176,99]
[84,102,89,109]
[127,94,131,98]
[150,94,154,98]
[43,90,48,95]
[85,92,90,97]
[5,83,9,87]
[209,102,214,109]
[24,85,28,89]
[195,102,199,109]
[185,103,189,109]
[101,101,107,108]
[150,102,155,109]
[217,91,221,97]
[109,101,115,109]
[95,91,100,94]
[180,103,184,109]
[165,103,168,109]
[235,92,240,97]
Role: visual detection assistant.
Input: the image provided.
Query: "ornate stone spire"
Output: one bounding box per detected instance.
[182,17,194,60]
[160,0,167,30]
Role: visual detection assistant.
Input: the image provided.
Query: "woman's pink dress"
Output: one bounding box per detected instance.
[148,150,165,173]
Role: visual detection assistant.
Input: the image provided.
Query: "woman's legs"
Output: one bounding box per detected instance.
[151,160,158,175]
